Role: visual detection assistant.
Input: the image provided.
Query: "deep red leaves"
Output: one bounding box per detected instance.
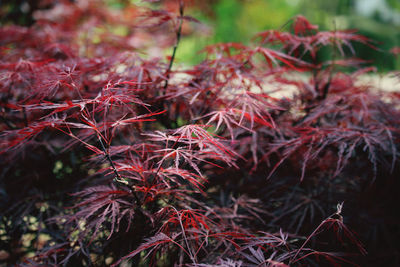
[1,4,398,267]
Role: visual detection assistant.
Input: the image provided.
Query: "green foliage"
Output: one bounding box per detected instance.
[237,0,297,37]
[213,0,242,43]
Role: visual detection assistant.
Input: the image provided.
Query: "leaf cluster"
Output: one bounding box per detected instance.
[1,2,400,267]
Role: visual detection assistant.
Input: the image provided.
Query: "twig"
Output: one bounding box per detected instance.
[97,135,141,205]
[162,0,184,94]
[22,107,28,127]
[289,202,344,264]
[319,19,338,101]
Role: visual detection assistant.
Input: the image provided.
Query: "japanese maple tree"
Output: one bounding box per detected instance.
[1,1,399,266]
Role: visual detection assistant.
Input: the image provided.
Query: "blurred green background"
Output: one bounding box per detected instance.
[1,0,399,70]
[175,0,400,70]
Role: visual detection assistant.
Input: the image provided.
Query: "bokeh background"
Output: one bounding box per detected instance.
[1,0,399,68]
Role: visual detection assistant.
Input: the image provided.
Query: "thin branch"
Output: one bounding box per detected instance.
[22,107,28,127]
[97,135,142,206]
[163,0,184,94]
[319,19,337,101]
[290,203,344,264]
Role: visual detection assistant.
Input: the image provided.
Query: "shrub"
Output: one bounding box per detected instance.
[1,1,399,266]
